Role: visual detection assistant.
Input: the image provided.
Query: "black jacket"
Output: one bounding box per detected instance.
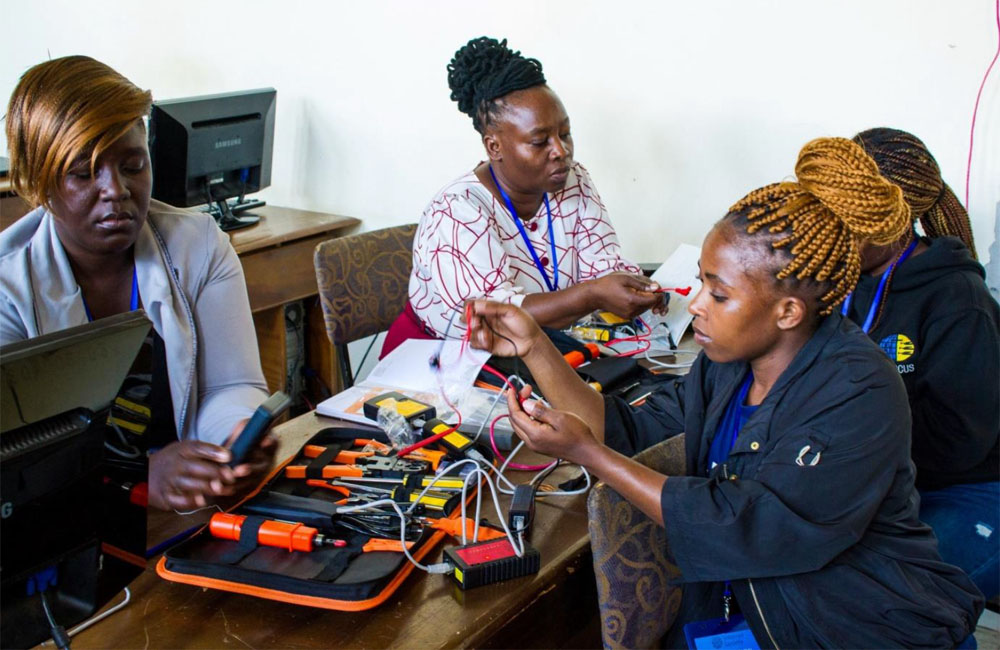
[845,236,999,490]
[604,314,983,648]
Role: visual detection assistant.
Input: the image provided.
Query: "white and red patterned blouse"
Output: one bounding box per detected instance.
[409,161,639,337]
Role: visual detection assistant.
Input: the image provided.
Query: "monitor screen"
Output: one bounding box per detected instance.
[149,88,276,231]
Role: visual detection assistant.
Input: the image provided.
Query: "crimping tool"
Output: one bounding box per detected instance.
[284,453,428,480]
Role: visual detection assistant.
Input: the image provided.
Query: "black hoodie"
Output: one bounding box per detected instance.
[845,236,999,490]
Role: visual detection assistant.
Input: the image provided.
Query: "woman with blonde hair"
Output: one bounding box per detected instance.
[1,56,272,510]
[467,137,983,647]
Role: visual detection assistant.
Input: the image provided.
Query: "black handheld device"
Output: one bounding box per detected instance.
[227,391,291,466]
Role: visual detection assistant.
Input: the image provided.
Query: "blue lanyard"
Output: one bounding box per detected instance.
[841,238,918,334]
[83,268,139,322]
[488,164,559,292]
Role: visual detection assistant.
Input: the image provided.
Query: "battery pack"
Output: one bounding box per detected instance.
[362,392,436,424]
[443,539,540,590]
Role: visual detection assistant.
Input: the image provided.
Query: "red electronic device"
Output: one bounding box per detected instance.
[443,538,540,589]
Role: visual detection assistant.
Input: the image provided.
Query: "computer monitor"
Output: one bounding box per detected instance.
[0,311,150,648]
[148,88,276,231]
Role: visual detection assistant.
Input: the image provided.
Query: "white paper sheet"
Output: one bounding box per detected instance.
[315,339,492,425]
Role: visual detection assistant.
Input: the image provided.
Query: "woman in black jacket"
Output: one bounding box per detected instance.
[849,128,999,600]
[465,137,983,648]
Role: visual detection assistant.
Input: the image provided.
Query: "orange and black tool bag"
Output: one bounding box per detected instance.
[157,425,481,610]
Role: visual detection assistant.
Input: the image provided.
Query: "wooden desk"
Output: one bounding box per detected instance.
[0,178,31,227]
[70,412,602,649]
[230,206,360,396]
[0,188,361,398]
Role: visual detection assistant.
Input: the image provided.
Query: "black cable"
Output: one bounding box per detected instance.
[203,179,214,210]
[352,334,380,385]
[39,590,71,650]
[483,317,525,385]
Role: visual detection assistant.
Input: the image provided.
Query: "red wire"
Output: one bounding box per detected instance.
[479,364,552,470]
[606,317,653,357]
[395,409,461,458]
[459,302,473,356]
[402,309,478,458]
[965,0,1000,210]
[480,363,518,395]
[396,374,464,457]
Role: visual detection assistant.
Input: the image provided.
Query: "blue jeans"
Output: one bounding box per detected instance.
[919,481,1000,600]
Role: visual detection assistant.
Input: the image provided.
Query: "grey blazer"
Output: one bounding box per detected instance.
[0,200,268,444]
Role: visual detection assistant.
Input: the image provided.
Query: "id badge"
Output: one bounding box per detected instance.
[683,614,760,650]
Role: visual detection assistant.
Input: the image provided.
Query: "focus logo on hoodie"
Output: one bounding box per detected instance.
[880,333,915,373]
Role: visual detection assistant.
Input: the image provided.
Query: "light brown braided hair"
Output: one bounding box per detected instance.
[853,127,977,259]
[724,137,910,315]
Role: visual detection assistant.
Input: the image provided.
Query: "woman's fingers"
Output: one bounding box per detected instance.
[622,274,658,292]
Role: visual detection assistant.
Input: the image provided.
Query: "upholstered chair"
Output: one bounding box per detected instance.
[313,224,417,388]
[587,433,686,649]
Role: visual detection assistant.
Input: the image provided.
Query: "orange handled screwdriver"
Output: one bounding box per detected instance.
[563,343,601,368]
[209,513,347,552]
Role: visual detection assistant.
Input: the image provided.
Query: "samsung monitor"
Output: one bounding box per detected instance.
[0,311,150,648]
[149,88,276,231]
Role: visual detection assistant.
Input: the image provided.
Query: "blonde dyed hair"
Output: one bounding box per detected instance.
[5,55,152,208]
[726,137,910,315]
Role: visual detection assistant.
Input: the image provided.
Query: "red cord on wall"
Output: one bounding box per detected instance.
[965,0,1000,211]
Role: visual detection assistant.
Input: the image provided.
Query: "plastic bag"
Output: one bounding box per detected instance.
[375,398,417,450]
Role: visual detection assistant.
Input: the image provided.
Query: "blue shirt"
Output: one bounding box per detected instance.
[708,373,757,473]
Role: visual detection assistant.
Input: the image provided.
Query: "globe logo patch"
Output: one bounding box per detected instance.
[879,333,915,362]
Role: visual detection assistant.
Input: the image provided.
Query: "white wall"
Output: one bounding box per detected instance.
[2,0,997,262]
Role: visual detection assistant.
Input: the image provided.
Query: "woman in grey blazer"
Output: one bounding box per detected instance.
[1,55,273,510]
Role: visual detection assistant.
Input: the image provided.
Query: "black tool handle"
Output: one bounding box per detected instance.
[228,391,291,466]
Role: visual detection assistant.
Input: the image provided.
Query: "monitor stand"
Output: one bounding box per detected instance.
[211,198,264,232]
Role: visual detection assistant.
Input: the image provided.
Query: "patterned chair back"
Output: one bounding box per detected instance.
[587,433,687,649]
[313,224,417,385]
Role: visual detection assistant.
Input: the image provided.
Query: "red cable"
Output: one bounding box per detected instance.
[480,363,519,395]
[606,317,653,357]
[479,364,552,470]
[396,377,464,458]
[965,0,1000,210]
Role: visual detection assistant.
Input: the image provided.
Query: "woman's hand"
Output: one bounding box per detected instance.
[148,441,237,511]
[505,383,601,465]
[147,420,279,511]
[587,272,662,320]
[225,418,279,496]
[465,300,544,358]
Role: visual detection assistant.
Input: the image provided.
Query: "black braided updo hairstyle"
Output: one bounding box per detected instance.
[447,37,546,134]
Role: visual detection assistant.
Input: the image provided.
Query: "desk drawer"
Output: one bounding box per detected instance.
[240,233,334,312]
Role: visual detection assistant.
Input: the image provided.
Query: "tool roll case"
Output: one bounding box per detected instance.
[157,425,478,610]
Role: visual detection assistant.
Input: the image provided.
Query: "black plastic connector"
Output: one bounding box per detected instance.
[508,484,536,535]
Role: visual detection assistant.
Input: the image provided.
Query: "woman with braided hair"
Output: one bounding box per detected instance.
[465,137,982,647]
[383,37,660,355]
[848,127,999,599]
